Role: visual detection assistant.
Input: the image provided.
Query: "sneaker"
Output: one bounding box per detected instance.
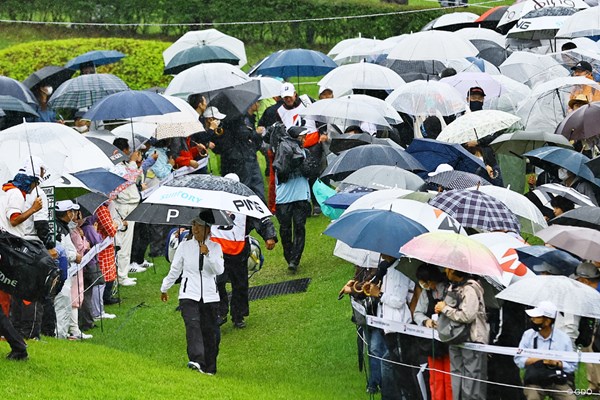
[217,315,228,327]
[288,262,298,273]
[104,297,120,305]
[187,361,214,376]
[140,260,154,268]
[93,313,116,321]
[120,278,137,287]
[233,320,246,329]
[6,350,28,361]
[70,332,93,340]
[128,263,147,273]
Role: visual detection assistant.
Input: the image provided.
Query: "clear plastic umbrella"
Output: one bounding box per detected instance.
[385,80,467,116]
[387,31,479,62]
[332,39,383,65]
[484,75,531,113]
[164,63,251,99]
[499,51,569,88]
[328,37,379,59]
[318,62,405,97]
[557,5,600,38]
[341,165,425,191]
[440,71,504,98]
[455,27,506,47]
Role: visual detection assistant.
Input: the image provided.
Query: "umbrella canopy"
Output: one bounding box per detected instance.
[48,74,129,109]
[0,76,38,106]
[556,6,600,38]
[381,59,446,81]
[341,165,425,191]
[426,170,492,190]
[249,49,337,79]
[324,209,428,258]
[328,37,380,59]
[252,77,282,99]
[440,71,503,98]
[499,51,569,88]
[474,6,510,29]
[321,144,425,181]
[506,7,578,41]
[489,130,572,156]
[536,183,596,207]
[436,110,521,144]
[550,206,600,230]
[387,31,479,62]
[317,62,404,97]
[126,203,232,226]
[0,95,39,117]
[163,63,250,99]
[385,80,467,117]
[555,102,600,142]
[324,186,376,210]
[470,185,549,234]
[429,189,521,233]
[497,0,589,30]
[400,232,504,277]
[85,136,127,165]
[472,40,512,68]
[164,45,240,75]
[536,225,600,260]
[328,131,402,154]
[496,275,600,318]
[131,94,204,139]
[71,168,128,197]
[588,157,600,178]
[205,80,261,118]
[422,12,480,31]
[332,39,384,65]
[22,66,75,91]
[516,246,581,276]
[483,70,531,113]
[83,90,180,121]
[524,146,599,188]
[344,95,405,125]
[455,27,506,47]
[163,28,247,68]
[65,50,126,70]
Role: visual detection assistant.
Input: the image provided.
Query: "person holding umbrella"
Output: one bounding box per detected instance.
[160,211,224,375]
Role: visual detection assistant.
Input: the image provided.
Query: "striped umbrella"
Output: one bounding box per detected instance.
[48,74,129,109]
[0,95,39,117]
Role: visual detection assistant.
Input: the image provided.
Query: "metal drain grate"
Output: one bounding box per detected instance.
[244,278,312,301]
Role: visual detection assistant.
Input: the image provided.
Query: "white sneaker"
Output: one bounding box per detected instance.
[141,260,154,268]
[93,313,116,321]
[128,262,147,273]
[69,332,93,340]
[120,278,137,286]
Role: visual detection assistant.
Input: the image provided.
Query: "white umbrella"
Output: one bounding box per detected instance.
[318,62,405,97]
[332,39,383,65]
[163,28,247,67]
[440,71,504,98]
[516,76,600,131]
[365,35,408,59]
[436,110,521,144]
[557,6,600,38]
[345,95,404,125]
[445,58,501,75]
[387,31,479,62]
[112,122,157,140]
[497,0,589,29]
[536,183,596,207]
[164,63,251,99]
[496,275,600,318]
[536,225,600,260]
[506,7,578,41]
[499,51,570,88]
[455,27,506,47]
[328,37,378,59]
[484,75,531,113]
[385,80,467,116]
[467,185,548,234]
[421,12,479,31]
[131,95,204,139]
[252,77,282,99]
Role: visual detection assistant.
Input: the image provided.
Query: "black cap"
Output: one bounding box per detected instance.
[287,126,310,138]
[469,86,486,97]
[571,61,593,73]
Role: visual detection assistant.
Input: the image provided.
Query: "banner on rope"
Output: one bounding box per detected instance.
[67,237,112,277]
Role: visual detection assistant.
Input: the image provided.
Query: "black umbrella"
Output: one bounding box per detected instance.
[126,204,232,226]
[550,206,600,231]
[588,157,600,178]
[0,76,38,106]
[205,80,261,118]
[474,6,509,30]
[472,40,512,67]
[76,192,109,216]
[85,137,127,165]
[381,59,445,78]
[23,66,75,91]
[329,132,403,155]
[164,45,240,75]
[0,95,39,117]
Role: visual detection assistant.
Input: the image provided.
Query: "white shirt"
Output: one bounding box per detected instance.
[377,260,415,333]
[0,187,28,237]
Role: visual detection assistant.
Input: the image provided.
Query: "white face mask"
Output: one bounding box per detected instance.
[419,281,429,290]
[42,86,53,96]
[214,120,221,127]
[558,168,569,181]
[67,219,77,230]
[74,125,88,133]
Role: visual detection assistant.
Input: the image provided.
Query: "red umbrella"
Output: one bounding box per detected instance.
[474,6,509,29]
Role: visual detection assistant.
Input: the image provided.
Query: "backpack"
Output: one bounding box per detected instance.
[264,122,288,155]
[436,289,471,345]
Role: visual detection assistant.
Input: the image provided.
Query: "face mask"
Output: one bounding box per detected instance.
[558,168,569,181]
[67,220,77,230]
[418,281,428,290]
[42,86,53,96]
[214,120,221,127]
[469,101,484,111]
[531,321,544,332]
[74,125,88,133]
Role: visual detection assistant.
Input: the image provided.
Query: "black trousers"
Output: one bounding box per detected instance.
[10,297,42,339]
[381,332,420,400]
[179,299,219,374]
[487,354,526,400]
[217,252,249,323]
[275,200,311,265]
[41,296,56,337]
[131,222,151,264]
[0,302,27,354]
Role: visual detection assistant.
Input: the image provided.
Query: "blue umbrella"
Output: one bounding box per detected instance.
[164,45,240,75]
[0,76,38,106]
[65,50,126,70]
[324,187,375,209]
[516,245,580,276]
[72,168,127,197]
[524,146,600,188]
[249,48,337,79]
[324,209,428,258]
[406,138,485,176]
[83,90,180,121]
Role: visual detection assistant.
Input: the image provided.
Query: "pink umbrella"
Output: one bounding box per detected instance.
[400,231,503,277]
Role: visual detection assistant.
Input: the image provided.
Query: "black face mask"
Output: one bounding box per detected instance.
[470,100,484,111]
[531,321,544,332]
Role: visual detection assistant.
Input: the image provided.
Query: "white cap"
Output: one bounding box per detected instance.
[525,301,558,319]
[18,156,47,178]
[55,200,80,212]
[204,106,226,120]
[319,86,333,95]
[128,138,147,151]
[224,173,240,182]
[428,163,454,177]
[280,82,296,98]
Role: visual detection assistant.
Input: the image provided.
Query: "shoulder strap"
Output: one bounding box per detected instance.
[533,336,537,349]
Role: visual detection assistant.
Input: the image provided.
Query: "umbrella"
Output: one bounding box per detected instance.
[85,136,127,165]
[470,185,548,234]
[328,37,380,59]
[506,7,578,41]
[496,275,600,318]
[71,168,128,197]
[341,165,425,191]
[163,28,247,68]
[65,50,126,70]
[555,102,600,142]
[535,183,596,207]
[317,62,404,97]
[536,225,600,260]
[455,27,506,47]
[550,206,600,230]
[436,110,521,144]
[252,77,282,99]
[0,95,39,117]
[497,0,589,31]
[83,90,180,121]
[321,144,425,181]
[381,59,445,81]
[205,80,261,118]
[556,6,600,38]
[440,71,503,98]
[22,66,75,90]
[406,138,486,176]
[400,232,504,277]
[332,39,384,65]
[324,209,428,258]
[323,186,376,209]
[516,246,581,276]
[48,74,129,109]
[387,31,479,62]
[139,174,271,220]
[131,94,204,139]
[474,6,510,29]
[164,45,240,75]
[76,192,109,216]
[249,48,337,79]
[523,146,600,188]
[447,57,501,75]
[489,130,572,157]
[163,63,250,99]
[471,40,511,68]
[385,80,467,117]
[470,232,533,286]
[483,75,530,113]
[0,76,38,106]
[499,52,569,88]
[126,203,232,226]
[421,12,480,32]
[429,189,521,233]
[328,131,403,155]
[588,157,600,178]
[426,170,492,190]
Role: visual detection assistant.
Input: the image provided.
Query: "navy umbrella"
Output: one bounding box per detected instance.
[324,209,428,258]
[406,138,485,176]
[516,246,580,276]
[83,90,180,121]
[164,45,240,75]
[72,168,127,197]
[0,76,38,106]
[65,50,126,70]
[249,48,337,79]
[0,95,39,118]
[524,146,600,188]
[321,144,425,181]
[23,66,75,91]
[472,40,511,67]
[323,186,375,209]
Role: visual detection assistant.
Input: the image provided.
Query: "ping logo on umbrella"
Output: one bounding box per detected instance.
[233,199,264,214]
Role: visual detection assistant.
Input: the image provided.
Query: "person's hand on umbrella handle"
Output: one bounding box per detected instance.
[195,142,208,158]
[75,253,82,264]
[265,238,276,250]
[366,283,381,297]
[30,197,43,213]
[161,292,169,302]
[543,359,562,369]
[434,301,446,314]
[319,133,328,143]
[200,243,209,256]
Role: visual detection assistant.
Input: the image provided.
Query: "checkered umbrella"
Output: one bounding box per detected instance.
[426,170,491,190]
[429,189,521,233]
[48,74,129,109]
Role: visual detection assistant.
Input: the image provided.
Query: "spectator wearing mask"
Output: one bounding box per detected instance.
[557,167,598,206]
[468,86,486,112]
[570,61,600,103]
